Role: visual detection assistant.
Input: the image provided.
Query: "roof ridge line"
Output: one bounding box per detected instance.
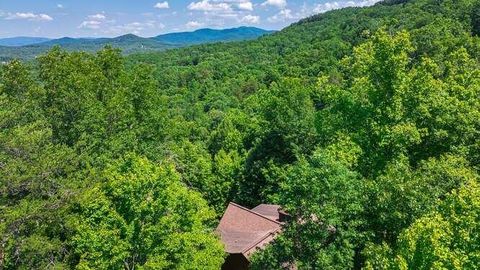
[241,227,282,254]
[229,202,282,224]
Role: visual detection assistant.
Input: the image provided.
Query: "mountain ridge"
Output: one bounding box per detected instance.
[0,27,273,61]
[153,26,275,45]
[0,36,51,47]
[0,27,274,48]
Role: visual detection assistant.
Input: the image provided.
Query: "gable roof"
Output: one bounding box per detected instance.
[251,204,282,221]
[216,202,283,259]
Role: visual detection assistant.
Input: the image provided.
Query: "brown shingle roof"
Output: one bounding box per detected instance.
[216,202,282,259]
[251,204,282,222]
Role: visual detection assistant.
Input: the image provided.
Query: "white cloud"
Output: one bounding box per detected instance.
[241,14,260,24]
[108,21,165,35]
[188,0,257,26]
[78,20,102,29]
[5,12,53,21]
[188,0,232,12]
[263,0,380,23]
[77,17,165,35]
[88,13,106,20]
[78,20,101,29]
[186,21,204,29]
[238,2,253,11]
[262,0,287,9]
[267,8,293,22]
[313,0,380,13]
[154,1,170,9]
[57,4,64,9]
[78,13,108,30]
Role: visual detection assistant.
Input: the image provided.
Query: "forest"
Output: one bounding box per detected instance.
[1,0,480,269]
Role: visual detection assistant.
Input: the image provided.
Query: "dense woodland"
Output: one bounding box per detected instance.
[1,0,480,269]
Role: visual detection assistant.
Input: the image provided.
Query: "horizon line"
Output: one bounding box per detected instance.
[0,26,280,40]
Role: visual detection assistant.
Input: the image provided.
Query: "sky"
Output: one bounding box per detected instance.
[0,0,381,38]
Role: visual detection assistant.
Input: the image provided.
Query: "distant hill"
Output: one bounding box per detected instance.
[0,27,274,61]
[0,37,51,47]
[37,37,96,46]
[31,34,174,53]
[153,27,275,45]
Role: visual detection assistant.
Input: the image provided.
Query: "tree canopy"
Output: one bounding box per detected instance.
[1,0,480,269]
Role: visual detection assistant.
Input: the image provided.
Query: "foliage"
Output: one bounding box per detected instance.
[364,180,480,270]
[252,146,365,269]
[0,61,78,269]
[69,155,224,269]
[1,0,480,269]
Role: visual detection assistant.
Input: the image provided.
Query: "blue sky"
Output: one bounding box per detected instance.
[0,0,380,38]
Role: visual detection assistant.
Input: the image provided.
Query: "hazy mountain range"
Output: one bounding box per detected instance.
[0,27,274,61]
[0,37,52,47]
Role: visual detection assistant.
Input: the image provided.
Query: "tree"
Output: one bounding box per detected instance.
[69,155,225,269]
[238,78,318,206]
[252,142,364,270]
[472,1,480,36]
[0,61,79,269]
[364,154,477,244]
[0,60,34,99]
[316,30,480,177]
[365,179,480,270]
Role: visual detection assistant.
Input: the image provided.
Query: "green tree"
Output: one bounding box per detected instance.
[364,154,477,244]
[0,61,78,269]
[365,179,480,270]
[316,30,480,176]
[252,143,364,270]
[69,155,225,269]
[239,78,318,206]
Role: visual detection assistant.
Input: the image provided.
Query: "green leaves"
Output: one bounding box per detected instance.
[2,1,480,269]
[0,77,78,269]
[70,155,224,269]
[238,78,319,206]
[252,147,365,269]
[0,60,34,99]
[254,24,479,269]
[317,30,480,178]
[35,47,164,163]
[365,180,480,270]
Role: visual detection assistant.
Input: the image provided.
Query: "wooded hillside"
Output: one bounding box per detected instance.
[1,0,479,269]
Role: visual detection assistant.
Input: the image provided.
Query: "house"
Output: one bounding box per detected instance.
[216,202,289,270]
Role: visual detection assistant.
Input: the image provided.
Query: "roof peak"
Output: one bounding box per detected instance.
[228,202,282,224]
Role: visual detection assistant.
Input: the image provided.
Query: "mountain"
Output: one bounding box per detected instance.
[37,37,95,46]
[0,34,173,61]
[0,27,274,61]
[153,27,275,45]
[0,37,51,47]
[2,0,480,269]
[30,34,174,53]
